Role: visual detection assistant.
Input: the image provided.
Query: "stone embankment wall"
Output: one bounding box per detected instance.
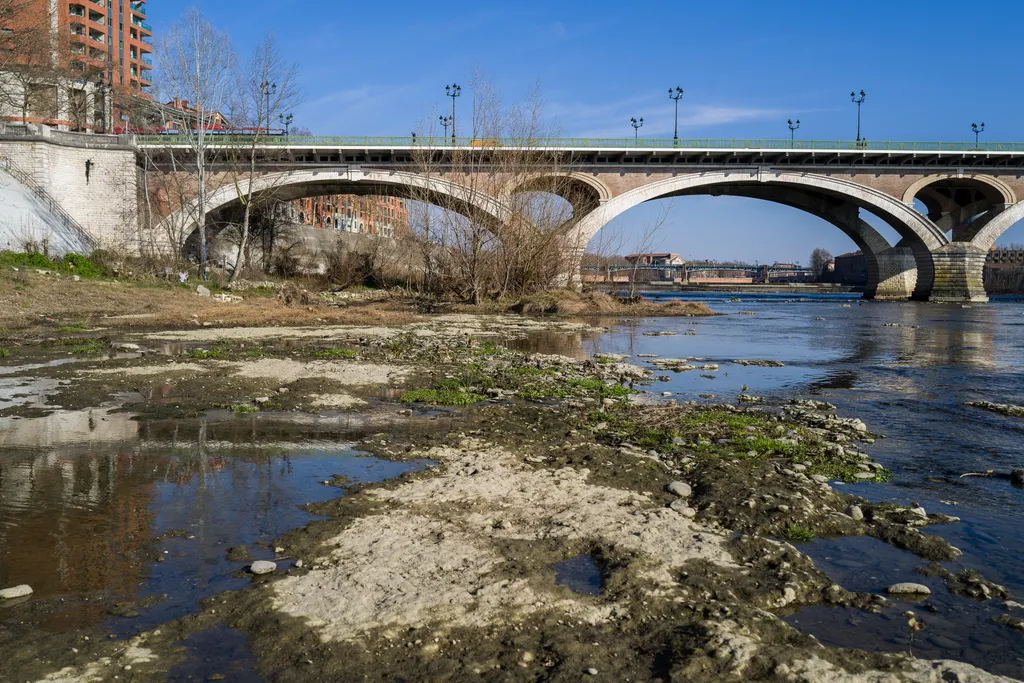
[0,125,141,254]
[0,165,95,254]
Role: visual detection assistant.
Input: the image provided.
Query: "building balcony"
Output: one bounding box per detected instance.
[130,17,152,33]
[69,5,86,17]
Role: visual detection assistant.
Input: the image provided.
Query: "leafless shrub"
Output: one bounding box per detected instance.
[406,74,580,302]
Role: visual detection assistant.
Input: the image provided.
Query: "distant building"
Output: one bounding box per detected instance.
[832,251,868,285]
[161,97,230,131]
[986,246,1024,270]
[288,195,409,239]
[625,252,685,266]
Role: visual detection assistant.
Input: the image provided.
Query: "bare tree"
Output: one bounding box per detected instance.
[809,247,833,282]
[406,75,581,303]
[626,203,674,298]
[224,35,299,280]
[156,6,237,279]
[0,2,61,125]
[584,221,630,285]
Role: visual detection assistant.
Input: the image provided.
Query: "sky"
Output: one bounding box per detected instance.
[146,0,1024,264]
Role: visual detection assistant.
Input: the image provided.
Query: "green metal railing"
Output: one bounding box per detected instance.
[132,135,1024,153]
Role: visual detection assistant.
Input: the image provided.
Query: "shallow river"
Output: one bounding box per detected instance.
[1,295,1023,679]
[521,291,1024,678]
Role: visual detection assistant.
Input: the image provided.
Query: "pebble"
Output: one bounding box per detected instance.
[810,474,829,484]
[670,499,696,517]
[0,584,32,599]
[887,583,931,596]
[601,398,615,406]
[908,507,928,519]
[196,285,211,297]
[661,391,672,396]
[853,472,876,480]
[250,561,277,575]
[117,343,140,351]
[666,481,692,498]
[846,505,864,521]
[586,668,598,676]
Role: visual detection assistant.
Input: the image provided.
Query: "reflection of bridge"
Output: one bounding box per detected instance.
[4,129,1024,302]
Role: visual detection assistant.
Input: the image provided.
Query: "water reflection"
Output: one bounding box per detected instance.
[0,412,429,633]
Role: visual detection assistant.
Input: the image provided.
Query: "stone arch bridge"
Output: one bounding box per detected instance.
[134,136,1024,302]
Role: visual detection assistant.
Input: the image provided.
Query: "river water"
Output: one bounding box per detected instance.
[524,291,1024,678]
[1,296,1023,679]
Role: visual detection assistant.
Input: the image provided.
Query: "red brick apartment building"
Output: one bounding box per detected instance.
[1,0,152,131]
[290,195,410,239]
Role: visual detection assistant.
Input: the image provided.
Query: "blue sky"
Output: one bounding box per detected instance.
[147,0,1024,263]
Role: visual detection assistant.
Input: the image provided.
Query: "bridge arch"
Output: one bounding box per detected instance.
[502,171,612,217]
[967,200,1024,252]
[902,173,1016,243]
[157,168,510,246]
[572,170,947,299]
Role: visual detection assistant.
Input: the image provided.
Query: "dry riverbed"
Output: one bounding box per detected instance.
[1,312,1020,682]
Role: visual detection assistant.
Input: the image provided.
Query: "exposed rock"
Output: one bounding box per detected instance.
[886,582,931,596]
[786,655,1018,682]
[250,560,277,575]
[966,400,1024,418]
[117,343,141,352]
[0,584,32,599]
[1011,468,1024,489]
[666,481,692,498]
[994,614,1024,632]
[195,285,211,297]
[733,359,785,367]
[846,505,864,521]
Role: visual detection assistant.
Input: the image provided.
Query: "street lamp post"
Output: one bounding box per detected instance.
[850,89,866,143]
[668,86,683,143]
[787,118,800,147]
[279,113,293,136]
[260,80,277,132]
[972,122,985,148]
[439,115,452,140]
[445,83,461,142]
[630,116,643,141]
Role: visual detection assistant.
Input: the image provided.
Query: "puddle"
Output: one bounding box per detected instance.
[552,554,604,596]
[0,412,432,639]
[166,625,263,682]
[786,535,1024,679]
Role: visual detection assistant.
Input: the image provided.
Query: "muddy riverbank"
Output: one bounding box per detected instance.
[1,308,1021,682]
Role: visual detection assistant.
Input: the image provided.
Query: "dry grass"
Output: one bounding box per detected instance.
[0,271,421,333]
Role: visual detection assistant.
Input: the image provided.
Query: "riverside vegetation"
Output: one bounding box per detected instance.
[0,260,1021,682]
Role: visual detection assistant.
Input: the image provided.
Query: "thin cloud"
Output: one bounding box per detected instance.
[549,93,789,138]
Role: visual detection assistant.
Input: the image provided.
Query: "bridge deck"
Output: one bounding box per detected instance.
[134,136,1024,169]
